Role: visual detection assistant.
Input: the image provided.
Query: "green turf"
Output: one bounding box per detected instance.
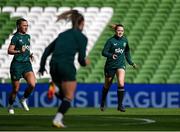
[0,108,180,131]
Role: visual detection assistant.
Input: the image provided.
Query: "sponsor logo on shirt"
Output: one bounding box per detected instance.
[115,48,124,54]
[22,45,30,51]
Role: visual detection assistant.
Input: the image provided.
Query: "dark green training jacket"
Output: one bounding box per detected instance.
[10,32,31,62]
[40,28,87,70]
[102,35,134,69]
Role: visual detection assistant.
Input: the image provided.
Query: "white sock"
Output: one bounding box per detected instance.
[54,112,63,121]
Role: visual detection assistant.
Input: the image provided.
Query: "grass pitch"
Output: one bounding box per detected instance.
[0,108,180,131]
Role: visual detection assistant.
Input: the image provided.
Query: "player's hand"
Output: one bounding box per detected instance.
[112,54,118,60]
[21,46,26,53]
[30,53,34,62]
[38,67,47,76]
[132,63,138,69]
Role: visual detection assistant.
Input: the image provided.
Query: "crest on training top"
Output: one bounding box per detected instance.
[123,42,126,47]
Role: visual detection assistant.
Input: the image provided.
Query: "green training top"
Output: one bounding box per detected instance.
[40,28,87,69]
[102,35,134,69]
[10,32,31,62]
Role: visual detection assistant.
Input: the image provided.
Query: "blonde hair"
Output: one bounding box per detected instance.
[109,24,124,30]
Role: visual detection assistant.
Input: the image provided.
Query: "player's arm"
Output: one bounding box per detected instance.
[29,52,34,62]
[102,39,113,58]
[8,44,21,54]
[29,36,34,62]
[78,36,89,66]
[39,39,56,74]
[8,36,19,55]
[8,44,26,55]
[29,47,34,61]
[125,43,137,68]
[8,35,26,55]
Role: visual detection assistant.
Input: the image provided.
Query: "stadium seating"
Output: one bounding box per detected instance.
[0,0,180,84]
[78,0,180,84]
[0,4,113,81]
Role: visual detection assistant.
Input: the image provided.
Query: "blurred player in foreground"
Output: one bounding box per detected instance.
[7,18,35,114]
[101,24,137,112]
[38,10,90,128]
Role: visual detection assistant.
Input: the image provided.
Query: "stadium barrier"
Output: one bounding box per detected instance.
[0,83,180,108]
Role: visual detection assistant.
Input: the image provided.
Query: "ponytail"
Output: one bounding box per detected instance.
[109,24,124,30]
[57,10,84,29]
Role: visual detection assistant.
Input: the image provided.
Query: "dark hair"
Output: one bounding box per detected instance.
[57,10,84,29]
[16,18,27,28]
[109,24,124,30]
[14,18,27,34]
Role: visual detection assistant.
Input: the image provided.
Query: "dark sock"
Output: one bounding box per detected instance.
[23,88,33,98]
[55,91,64,100]
[101,87,108,107]
[8,96,15,105]
[58,98,71,115]
[117,87,124,107]
[55,85,64,100]
[8,92,17,105]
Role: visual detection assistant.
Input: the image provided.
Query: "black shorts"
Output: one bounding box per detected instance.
[50,61,76,83]
[104,68,117,78]
[104,66,126,78]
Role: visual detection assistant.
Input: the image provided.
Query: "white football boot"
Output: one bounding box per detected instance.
[8,105,15,115]
[20,98,29,111]
[52,113,66,128]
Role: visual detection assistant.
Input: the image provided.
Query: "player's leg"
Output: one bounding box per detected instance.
[52,81,64,100]
[100,69,115,111]
[8,80,20,114]
[116,68,126,112]
[21,71,36,111]
[100,77,113,111]
[53,81,76,128]
[49,64,64,100]
[8,62,22,114]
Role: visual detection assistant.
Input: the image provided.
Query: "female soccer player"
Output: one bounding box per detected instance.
[7,18,36,114]
[100,24,137,112]
[38,10,90,128]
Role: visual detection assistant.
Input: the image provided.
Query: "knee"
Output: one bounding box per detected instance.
[64,96,73,101]
[118,81,124,88]
[119,85,124,88]
[64,93,74,101]
[103,86,109,90]
[104,82,112,89]
[118,86,124,90]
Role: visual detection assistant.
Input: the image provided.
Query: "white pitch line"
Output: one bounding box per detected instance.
[102,116,156,125]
